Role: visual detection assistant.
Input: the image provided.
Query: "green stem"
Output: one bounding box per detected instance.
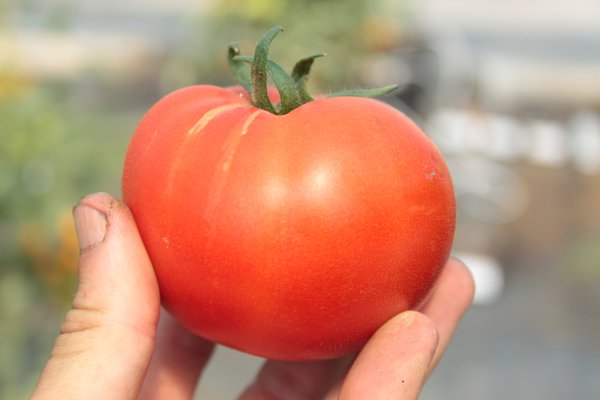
[227,42,252,94]
[250,26,282,114]
[236,55,303,114]
[328,84,398,98]
[291,53,326,103]
[227,26,400,115]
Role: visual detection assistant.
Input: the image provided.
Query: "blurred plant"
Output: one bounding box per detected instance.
[1,81,137,295]
[16,210,79,304]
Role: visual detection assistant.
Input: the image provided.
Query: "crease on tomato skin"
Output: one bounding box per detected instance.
[188,103,247,136]
[136,128,161,161]
[202,109,264,257]
[203,110,262,218]
[156,107,260,276]
[163,106,249,198]
[125,87,249,212]
[239,110,263,137]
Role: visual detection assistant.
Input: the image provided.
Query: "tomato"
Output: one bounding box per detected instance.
[121,28,455,361]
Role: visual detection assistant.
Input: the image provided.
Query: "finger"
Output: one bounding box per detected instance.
[138,311,215,400]
[337,311,439,400]
[31,192,160,400]
[419,257,475,370]
[238,356,354,400]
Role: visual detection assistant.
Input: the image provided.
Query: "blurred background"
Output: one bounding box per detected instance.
[1,0,599,398]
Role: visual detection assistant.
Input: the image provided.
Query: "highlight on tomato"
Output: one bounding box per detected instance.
[122,27,456,361]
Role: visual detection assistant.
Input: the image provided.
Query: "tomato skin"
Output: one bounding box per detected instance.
[122,85,455,361]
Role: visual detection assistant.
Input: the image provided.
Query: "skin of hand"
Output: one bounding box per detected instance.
[31,192,474,400]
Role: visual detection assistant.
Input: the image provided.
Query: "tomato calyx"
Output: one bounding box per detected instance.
[228,26,398,115]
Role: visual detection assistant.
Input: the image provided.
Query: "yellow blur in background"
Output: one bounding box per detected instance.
[1,0,600,399]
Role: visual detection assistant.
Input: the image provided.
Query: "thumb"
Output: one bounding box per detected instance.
[32,193,161,400]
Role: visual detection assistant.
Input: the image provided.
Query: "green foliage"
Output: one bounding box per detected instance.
[1,84,135,243]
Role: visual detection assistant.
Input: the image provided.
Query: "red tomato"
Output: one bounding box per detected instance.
[122,84,455,360]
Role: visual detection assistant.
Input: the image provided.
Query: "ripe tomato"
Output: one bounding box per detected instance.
[122,28,455,361]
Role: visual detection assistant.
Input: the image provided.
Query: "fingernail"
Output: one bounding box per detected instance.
[73,204,108,251]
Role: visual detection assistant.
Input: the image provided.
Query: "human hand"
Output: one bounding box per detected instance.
[31,192,474,400]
